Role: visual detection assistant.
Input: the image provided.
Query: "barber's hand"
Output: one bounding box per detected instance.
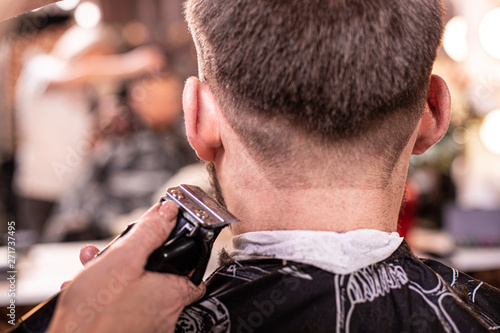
[59,246,98,290]
[48,201,205,333]
[79,244,100,266]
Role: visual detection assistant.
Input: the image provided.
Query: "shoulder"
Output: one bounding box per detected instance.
[177,259,335,332]
[176,244,500,332]
[420,256,500,328]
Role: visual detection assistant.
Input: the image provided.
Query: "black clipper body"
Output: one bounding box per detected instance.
[7,184,238,333]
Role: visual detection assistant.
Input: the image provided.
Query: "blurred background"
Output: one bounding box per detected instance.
[0,0,201,243]
[0,0,499,322]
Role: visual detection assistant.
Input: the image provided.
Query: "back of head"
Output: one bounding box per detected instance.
[185,0,445,185]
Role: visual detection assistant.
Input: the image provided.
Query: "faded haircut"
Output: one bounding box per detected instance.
[184,0,445,173]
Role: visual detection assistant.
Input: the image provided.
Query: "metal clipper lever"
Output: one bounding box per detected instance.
[145,184,239,284]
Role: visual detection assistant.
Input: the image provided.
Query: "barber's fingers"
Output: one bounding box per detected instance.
[79,244,100,266]
[60,280,71,290]
[156,274,206,306]
[186,280,206,303]
[121,200,179,263]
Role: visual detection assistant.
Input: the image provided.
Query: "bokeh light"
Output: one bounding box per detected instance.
[480,109,500,154]
[452,127,469,145]
[478,8,500,60]
[74,2,101,29]
[56,0,80,11]
[443,16,469,62]
[123,21,149,46]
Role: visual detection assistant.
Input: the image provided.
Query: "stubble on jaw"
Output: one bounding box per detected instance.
[206,162,227,208]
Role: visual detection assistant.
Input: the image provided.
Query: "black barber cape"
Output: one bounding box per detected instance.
[175,241,500,332]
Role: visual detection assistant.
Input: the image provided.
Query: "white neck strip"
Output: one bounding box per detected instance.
[231,229,403,275]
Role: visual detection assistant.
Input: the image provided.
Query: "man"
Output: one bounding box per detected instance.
[45,0,500,332]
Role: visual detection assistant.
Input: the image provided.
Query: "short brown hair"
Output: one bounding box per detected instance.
[185,0,445,177]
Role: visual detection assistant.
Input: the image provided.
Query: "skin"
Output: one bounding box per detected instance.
[49,45,166,88]
[64,73,450,332]
[48,201,205,333]
[27,6,449,329]
[0,0,59,21]
[4,0,451,331]
[182,74,451,236]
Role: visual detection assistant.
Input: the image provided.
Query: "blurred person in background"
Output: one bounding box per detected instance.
[42,73,197,242]
[0,13,72,240]
[13,22,165,241]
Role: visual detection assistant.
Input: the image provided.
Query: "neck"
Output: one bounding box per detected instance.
[213,119,415,236]
[216,148,409,237]
[228,186,404,235]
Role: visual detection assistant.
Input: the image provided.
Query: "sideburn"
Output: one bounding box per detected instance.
[206,162,227,208]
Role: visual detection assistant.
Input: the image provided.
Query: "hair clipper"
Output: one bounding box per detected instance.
[8,184,238,333]
[146,184,238,283]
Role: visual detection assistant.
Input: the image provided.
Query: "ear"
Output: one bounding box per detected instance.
[412,74,451,155]
[183,77,222,161]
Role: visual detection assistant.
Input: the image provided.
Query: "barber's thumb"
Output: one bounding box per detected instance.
[186,281,206,304]
[125,200,179,257]
[80,244,100,266]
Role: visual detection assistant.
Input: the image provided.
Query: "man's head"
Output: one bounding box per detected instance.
[183,0,449,189]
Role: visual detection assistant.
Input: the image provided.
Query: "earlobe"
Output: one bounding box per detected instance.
[183,77,222,161]
[412,74,451,155]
